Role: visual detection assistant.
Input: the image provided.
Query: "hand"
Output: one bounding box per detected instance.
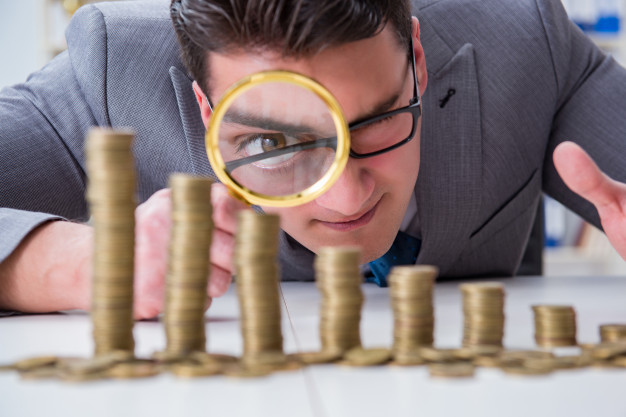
[553,141,626,259]
[133,183,247,319]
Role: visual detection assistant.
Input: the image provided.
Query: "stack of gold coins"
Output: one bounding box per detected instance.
[163,174,213,356]
[85,128,136,356]
[599,324,626,343]
[460,283,505,347]
[315,247,364,355]
[234,211,285,366]
[532,305,577,347]
[389,265,438,357]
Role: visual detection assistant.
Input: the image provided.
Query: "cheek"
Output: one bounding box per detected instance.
[261,206,306,234]
[365,136,420,185]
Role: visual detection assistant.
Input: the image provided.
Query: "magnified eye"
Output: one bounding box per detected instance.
[256,134,287,153]
[237,132,300,167]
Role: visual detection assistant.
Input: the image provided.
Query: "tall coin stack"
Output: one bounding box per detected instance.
[234,211,285,365]
[86,128,136,356]
[600,324,626,343]
[315,247,364,355]
[460,283,505,347]
[163,174,213,356]
[389,265,438,355]
[532,305,577,347]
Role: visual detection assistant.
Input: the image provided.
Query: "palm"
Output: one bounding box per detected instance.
[554,141,626,259]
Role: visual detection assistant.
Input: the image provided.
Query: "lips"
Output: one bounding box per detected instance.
[318,202,378,232]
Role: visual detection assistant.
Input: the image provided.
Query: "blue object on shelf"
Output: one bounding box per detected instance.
[595,15,620,33]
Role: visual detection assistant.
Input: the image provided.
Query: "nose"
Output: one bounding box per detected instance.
[314,159,375,216]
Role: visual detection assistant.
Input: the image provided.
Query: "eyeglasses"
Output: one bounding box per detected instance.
[211,38,421,175]
[346,38,421,159]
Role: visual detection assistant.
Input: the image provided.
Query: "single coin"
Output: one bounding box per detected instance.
[19,366,59,380]
[343,348,392,366]
[108,361,159,379]
[222,363,270,378]
[61,356,120,375]
[502,365,552,376]
[591,343,626,360]
[289,351,343,365]
[14,356,58,372]
[190,352,239,365]
[170,362,222,378]
[419,347,457,362]
[60,370,109,383]
[429,363,475,378]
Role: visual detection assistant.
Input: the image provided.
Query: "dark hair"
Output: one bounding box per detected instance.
[170,0,412,96]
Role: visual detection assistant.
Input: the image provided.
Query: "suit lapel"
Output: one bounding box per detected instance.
[416,20,483,275]
[169,66,217,179]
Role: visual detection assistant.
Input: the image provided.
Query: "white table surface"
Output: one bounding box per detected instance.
[2,275,626,417]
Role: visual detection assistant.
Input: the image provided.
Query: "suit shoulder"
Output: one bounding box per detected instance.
[414,0,546,28]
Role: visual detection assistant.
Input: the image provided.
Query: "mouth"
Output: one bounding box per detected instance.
[317,201,379,232]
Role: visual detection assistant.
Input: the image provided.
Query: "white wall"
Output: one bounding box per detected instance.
[0,0,47,87]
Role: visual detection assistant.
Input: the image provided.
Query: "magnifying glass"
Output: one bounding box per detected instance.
[206,71,350,207]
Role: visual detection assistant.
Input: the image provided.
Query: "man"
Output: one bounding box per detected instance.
[0,0,625,319]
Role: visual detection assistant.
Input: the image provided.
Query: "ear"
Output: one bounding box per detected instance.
[411,16,428,96]
[192,80,212,129]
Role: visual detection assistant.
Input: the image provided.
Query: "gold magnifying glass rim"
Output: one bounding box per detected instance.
[206,70,350,208]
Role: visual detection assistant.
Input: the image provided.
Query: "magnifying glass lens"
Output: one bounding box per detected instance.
[216,81,339,197]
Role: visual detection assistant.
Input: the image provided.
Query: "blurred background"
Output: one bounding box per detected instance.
[1,0,626,277]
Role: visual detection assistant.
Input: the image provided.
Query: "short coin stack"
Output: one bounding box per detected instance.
[234,211,285,367]
[163,174,214,356]
[600,324,626,343]
[460,283,505,347]
[86,128,137,356]
[315,247,364,355]
[389,265,438,360]
[532,305,577,347]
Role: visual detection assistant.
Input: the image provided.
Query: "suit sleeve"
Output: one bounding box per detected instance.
[539,0,626,229]
[0,5,110,263]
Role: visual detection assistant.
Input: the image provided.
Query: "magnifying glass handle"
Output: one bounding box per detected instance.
[227,187,252,207]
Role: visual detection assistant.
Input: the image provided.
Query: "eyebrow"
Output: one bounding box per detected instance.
[349,64,410,125]
[350,91,402,126]
[222,110,323,137]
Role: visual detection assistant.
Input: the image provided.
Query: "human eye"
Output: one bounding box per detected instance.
[235,132,302,167]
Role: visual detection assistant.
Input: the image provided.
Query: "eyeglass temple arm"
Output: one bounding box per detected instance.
[409,37,420,106]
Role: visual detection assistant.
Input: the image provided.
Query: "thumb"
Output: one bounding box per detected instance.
[553,141,620,211]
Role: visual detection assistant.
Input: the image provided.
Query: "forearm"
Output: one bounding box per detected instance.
[0,221,92,313]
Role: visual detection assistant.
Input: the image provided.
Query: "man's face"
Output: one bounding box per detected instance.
[198,21,427,263]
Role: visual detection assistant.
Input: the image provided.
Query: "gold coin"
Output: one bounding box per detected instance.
[14,356,58,372]
[419,347,458,362]
[343,348,392,366]
[108,361,159,379]
[290,350,343,365]
[222,363,270,378]
[19,366,59,380]
[502,365,552,376]
[392,349,426,366]
[170,362,222,378]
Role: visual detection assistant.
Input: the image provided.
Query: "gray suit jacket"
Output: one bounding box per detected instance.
[1,0,624,282]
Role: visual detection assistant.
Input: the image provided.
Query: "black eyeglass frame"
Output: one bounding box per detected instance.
[347,38,421,159]
[211,38,422,172]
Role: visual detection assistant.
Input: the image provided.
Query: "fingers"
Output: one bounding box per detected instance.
[209,182,248,298]
[208,229,234,298]
[212,183,248,234]
[553,141,622,212]
[208,265,232,298]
